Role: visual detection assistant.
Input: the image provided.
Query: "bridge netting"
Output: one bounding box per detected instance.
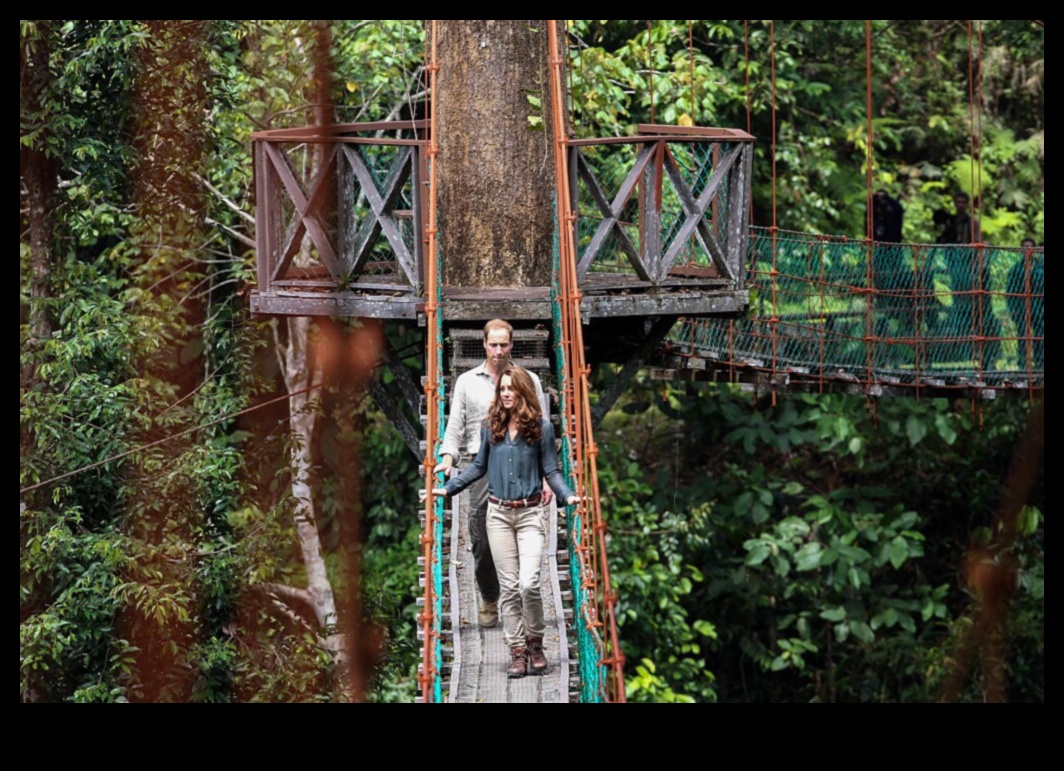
[670,228,1044,394]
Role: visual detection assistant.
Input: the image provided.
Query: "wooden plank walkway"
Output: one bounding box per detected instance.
[447,491,573,704]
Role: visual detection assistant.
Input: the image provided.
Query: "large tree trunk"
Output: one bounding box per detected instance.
[124,19,213,703]
[436,20,561,289]
[20,23,57,351]
[271,21,350,686]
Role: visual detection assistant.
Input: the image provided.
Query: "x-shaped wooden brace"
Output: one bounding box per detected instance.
[265,143,344,284]
[342,145,417,288]
[576,143,657,282]
[660,143,743,284]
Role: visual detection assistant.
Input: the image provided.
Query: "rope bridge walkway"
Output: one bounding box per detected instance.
[660,229,1044,399]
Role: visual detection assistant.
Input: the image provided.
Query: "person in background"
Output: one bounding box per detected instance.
[867,190,915,339]
[1007,239,1044,372]
[435,320,550,630]
[868,189,905,244]
[431,367,580,680]
[936,193,1001,368]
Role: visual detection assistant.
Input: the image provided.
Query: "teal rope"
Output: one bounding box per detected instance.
[432,199,446,705]
[552,205,606,704]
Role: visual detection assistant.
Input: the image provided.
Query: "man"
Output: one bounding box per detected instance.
[867,190,914,341]
[937,193,1000,368]
[937,192,980,246]
[435,320,550,629]
[868,189,905,244]
[1007,239,1044,372]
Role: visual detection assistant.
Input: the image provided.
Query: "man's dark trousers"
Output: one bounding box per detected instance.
[465,475,500,603]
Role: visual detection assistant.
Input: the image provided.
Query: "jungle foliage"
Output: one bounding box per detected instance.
[20,20,1043,703]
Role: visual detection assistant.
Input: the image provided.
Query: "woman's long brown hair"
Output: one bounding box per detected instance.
[488,366,543,445]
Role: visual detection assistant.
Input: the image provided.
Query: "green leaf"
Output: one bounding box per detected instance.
[693,621,717,639]
[906,416,928,447]
[744,541,771,567]
[851,621,875,644]
[890,537,910,570]
[795,543,823,572]
[1017,506,1041,538]
[820,607,847,623]
[935,415,958,445]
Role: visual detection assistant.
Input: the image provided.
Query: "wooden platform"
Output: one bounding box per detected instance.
[447,491,575,704]
[650,350,1045,400]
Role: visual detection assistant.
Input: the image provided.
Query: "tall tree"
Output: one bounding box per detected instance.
[20,21,58,358]
[437,20,562,288]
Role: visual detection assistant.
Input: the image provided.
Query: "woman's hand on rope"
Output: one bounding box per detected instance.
[566,495,589,507]
[419,488,449,503]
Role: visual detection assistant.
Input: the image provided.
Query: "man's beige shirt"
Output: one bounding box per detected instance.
[440,362,548,464]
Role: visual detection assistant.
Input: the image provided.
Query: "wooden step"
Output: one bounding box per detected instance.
[449,328,550,342]
[417,627,454,643]
[451,357,551,373]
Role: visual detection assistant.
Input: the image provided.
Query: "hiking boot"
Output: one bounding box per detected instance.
[507,648,528,679]
[479,600,499,629]
[527,637,548,676]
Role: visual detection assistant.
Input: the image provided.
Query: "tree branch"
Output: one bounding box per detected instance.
[206,217,257,249]
[272,320,288,388]
[261,582,314,611]
[195,173,256,226]
[269,599,316,634]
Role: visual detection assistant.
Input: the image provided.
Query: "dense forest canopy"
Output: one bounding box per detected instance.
[20,20,1043,703]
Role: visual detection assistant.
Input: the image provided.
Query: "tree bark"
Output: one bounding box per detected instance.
[436,20,562,289]
[20,23,57,349]
[273,22,350,684]
[125,19,212,704]
[282,317,340,635]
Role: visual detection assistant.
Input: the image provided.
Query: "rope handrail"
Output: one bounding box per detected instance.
[548,19,627,704]
[418,19,446,705]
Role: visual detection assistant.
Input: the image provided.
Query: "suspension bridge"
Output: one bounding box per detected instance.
[246,20,1043,703]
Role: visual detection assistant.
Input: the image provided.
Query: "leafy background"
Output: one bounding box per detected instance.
[20,20,1043,703]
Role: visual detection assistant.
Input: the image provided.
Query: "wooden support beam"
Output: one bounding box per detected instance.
[726,145,754,283]
[382,333,425,417]
[368,376,423,461]
[342,145,416,285]
[254,143,273,295]
[264,143,343,283]
[251,291,421,319]
[576,145,655,281]
[637,124,756,141]
[660,144,743,278]
[252,119,429,141]
[591,316,678,428]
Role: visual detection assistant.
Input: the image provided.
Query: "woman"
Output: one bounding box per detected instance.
[432,366,580,679]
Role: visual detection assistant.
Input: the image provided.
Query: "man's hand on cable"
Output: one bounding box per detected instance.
[433,454,454,477]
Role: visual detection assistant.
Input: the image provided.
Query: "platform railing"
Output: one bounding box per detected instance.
[569,125,754,289]
[253,121,754,319]
[253,121,428,314]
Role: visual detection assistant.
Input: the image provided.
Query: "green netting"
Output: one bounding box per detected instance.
[552,209,607,704]
[675,228,1044,386]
